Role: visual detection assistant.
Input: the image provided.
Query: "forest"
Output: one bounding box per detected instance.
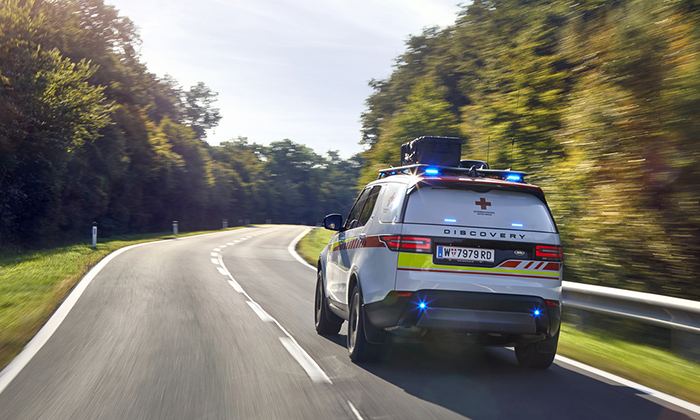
[2,0,700,300]
[0,0,363,250]
[361,0,700,300]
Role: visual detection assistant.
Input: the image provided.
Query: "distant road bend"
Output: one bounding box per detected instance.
[0,225,698,420]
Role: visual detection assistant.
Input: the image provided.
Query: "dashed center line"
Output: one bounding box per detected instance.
[246,301,275,323]
[210,227,332,385]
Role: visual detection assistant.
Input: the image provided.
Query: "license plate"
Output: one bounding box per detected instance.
[436,246,495,263]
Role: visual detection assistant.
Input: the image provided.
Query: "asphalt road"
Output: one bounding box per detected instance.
[0,225,698,420]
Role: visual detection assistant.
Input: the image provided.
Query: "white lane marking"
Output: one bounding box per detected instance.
[217,246,332,384]
[0,227,261,396]
[213,248,221,252]
[211,252,219,257]
[219,245,227,249]
[228,280,244,294]
[227,242,234,245]
[287,227,315,272]
[556,355,700,415]
[279,337,332,384]
[246,301,275,323]
[210,258,220,265]
[348,401,364,420]
[217,267,228,276]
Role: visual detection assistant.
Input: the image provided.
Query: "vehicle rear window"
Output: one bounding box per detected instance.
[404,187,557,233]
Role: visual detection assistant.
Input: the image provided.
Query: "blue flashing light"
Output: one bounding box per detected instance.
[444,218,457,223]
[533,309,541,317]
[511,223,524,228]
[412,296,433,316]
[506,173,523,182]
[424,167,440,176]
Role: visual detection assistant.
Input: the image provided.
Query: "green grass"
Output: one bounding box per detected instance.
[295,227,334,268]
[296,228,700,406]
[0,228,242,371]
[3,227,698,406]
[559,326,700,405]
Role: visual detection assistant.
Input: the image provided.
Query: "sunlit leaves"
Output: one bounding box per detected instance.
[359,0,700,299]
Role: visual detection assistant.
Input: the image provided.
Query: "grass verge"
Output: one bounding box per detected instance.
[296,228,700,406]
[0,228,241,372]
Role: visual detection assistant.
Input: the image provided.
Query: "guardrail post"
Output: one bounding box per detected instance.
[172,221,178,236]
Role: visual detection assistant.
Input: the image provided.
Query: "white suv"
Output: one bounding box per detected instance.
[315,137,563,368]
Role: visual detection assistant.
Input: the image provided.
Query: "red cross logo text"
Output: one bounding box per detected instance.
[475,197,492,210]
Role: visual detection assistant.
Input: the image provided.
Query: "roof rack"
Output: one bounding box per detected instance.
[377,163,528,183]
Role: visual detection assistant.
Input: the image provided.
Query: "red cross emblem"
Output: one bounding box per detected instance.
[475,197,492,210]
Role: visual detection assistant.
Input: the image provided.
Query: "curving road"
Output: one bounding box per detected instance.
[0,225,698,420]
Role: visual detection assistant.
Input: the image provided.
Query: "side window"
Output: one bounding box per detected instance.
[378,183,407,223]
[344,187,371,230]
[356,186,381,227]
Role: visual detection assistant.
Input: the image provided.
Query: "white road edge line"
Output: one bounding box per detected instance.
[556,355,700,415]
[348,401,364,420]
[0,241,150,395]
[0,227,257,397]
[285,226,700,413]
[279,337,332,384]
[287,227,316,272]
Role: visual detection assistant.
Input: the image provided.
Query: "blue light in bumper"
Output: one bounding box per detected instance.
[444,218,457,223]
[412,296,433,315]
[511,223,524,228]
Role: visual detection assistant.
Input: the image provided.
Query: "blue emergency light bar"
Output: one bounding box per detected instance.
[377,164,528,183]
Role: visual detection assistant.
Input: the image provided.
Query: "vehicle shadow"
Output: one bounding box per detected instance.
[348,340,697,420]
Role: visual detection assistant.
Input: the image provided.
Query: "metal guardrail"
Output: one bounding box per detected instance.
[562,281,700,335]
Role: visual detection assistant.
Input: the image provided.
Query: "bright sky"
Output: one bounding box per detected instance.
[107,0,466,158]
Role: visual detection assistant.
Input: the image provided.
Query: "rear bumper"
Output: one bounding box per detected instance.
[365,290,561,339]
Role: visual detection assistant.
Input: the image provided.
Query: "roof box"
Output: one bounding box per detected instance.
[401,136,462,167]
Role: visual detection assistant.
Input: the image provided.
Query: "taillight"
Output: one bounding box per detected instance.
[380,235,432,253]
[535,245,563,260]
[379,235,401,251]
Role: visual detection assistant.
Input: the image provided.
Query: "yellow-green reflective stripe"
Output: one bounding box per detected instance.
[397,253,559,277]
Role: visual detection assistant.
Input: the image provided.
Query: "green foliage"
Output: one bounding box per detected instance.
[360,0,700,300]
[0,0,362,250]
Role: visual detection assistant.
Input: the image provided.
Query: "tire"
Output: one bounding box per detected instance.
[515,331,559,369]
[315,269,342,335]
[347,285,382,362]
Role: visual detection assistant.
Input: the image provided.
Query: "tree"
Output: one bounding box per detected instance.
[183,82,222,140]
[0,0,112,246]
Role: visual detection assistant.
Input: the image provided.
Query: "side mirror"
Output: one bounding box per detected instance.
[323,214,343,231]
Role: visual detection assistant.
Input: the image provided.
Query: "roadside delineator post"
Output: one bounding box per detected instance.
[92,222,97,248]
[172,221,178,236]
[223,219,228,229]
